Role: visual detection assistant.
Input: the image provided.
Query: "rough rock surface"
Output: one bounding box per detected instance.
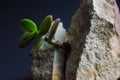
[31,0,120,80]
[66,0,120,80]
[30,22,67,80]
[31,42,54,80]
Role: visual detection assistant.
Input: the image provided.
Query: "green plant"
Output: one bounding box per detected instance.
[19,15,61,56]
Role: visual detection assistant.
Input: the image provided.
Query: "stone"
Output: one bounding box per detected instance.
[66,0,120,80]
[30,22,67,80]
[31,0,120,80]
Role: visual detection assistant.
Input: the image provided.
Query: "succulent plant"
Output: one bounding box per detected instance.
[19,15,60,56]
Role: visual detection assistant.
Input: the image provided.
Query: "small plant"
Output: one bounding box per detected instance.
[19,15,62,56]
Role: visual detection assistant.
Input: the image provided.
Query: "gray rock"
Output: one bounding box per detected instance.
[30,22,67,80]
[66,0,120,80]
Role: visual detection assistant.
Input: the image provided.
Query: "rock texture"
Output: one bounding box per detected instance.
[30,22,67,80]
[66,0,120,80]
[31,41,54,80]
[31,0,120,80]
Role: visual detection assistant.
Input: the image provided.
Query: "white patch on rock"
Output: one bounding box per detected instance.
[40,22,67,50]
[54,22,67,43]
[93,0,114,24]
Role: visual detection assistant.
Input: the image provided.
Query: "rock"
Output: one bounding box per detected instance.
[30,22,67,80]
[66,0,120,80]
[31,0,120,80]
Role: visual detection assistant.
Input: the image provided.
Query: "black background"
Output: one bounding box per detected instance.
[0,0,119,80]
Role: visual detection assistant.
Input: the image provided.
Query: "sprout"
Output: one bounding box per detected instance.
[19,15,61,55]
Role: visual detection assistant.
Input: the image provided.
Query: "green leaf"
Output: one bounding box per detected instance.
[48,18,60,40]
[20,19,37,33]
[39,15,52,36]
[19,32,37,48]
[29,38,44,56]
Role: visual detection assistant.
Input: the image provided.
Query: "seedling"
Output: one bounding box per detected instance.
[19,15,62,56]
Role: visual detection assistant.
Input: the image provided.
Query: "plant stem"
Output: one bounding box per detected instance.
[45,37,63,49]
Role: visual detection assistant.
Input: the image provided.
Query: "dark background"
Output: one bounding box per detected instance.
[0,0,119,80]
